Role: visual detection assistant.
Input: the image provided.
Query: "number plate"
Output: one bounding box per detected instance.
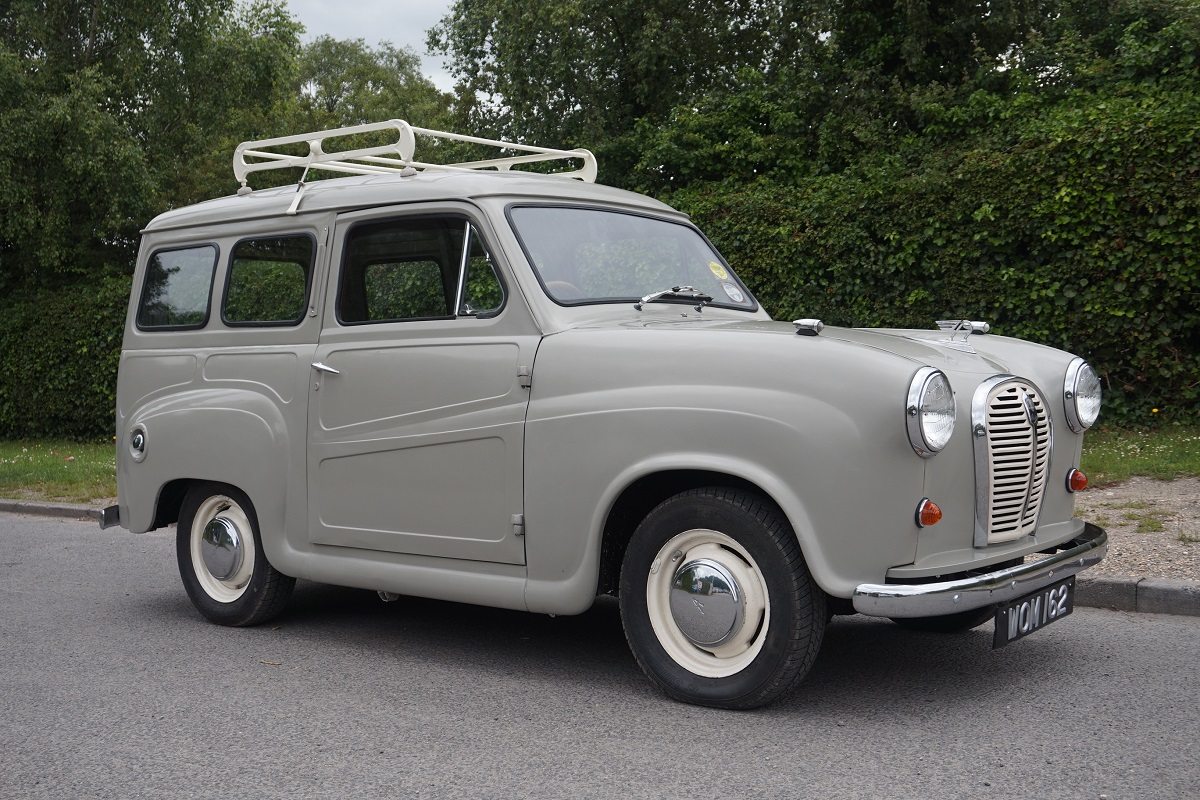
[993,577,1075,649]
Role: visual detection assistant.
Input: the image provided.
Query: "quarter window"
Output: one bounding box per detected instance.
[137,245,218,329]
[223,235,314,326]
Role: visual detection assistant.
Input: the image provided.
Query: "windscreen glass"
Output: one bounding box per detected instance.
[508,206,756,309]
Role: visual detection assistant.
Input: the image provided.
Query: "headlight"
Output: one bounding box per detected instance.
[1064,358,1101,432]
[906,367,956,457]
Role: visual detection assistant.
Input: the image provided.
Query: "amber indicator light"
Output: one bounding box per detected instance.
[916,498,943,528]
[1067,468,1088,493]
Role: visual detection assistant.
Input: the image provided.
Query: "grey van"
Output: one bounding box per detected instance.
[105,120,1107,708]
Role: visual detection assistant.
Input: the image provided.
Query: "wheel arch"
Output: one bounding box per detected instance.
[151,478,193,529]
[119,390,291,544]
[597,468,792,597]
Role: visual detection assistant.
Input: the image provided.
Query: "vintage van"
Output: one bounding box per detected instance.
[105,121,1107,708]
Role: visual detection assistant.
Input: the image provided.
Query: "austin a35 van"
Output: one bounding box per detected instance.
[104,120,1108,708]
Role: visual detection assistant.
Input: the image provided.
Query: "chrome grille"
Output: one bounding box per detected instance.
[983,380,1050,544]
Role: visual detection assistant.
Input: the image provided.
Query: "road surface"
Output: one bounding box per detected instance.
[1,513,1196,799]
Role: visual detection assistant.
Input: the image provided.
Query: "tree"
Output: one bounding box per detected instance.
[428,0,784,178]
[296,36,450,130]
[0,0,303,291]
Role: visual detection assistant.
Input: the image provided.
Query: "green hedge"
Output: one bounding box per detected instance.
[675,86,1200,425]
[0,275,129,439]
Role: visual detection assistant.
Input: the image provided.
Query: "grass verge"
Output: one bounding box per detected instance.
[0,440,116,503]
[1079,425,1200,487]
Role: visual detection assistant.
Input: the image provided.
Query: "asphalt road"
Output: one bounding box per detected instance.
[1,513,1197,800]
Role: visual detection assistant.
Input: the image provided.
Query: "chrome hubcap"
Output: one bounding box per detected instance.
[200,516,243,581]
[646,529,770,678]
[669,558,744,646]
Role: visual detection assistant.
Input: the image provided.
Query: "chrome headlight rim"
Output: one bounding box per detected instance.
[1064,357,1101,433]
[906,367,956,458]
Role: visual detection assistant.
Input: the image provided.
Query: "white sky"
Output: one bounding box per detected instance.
[286,0,457,92]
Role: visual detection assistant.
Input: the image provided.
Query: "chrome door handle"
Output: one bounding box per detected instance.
[311,362,340,375]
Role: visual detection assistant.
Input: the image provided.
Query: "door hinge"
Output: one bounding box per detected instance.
[511,514,525,537]
[517,365,532,389]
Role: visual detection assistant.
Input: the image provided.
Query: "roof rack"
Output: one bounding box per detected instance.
[232,119,597,192]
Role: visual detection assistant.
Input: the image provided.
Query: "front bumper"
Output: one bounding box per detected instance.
[853,523,1107,618]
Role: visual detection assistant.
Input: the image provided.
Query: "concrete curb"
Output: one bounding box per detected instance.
[0,499,101,522]
[2,499,1197,617]
[1075,574,1199,617]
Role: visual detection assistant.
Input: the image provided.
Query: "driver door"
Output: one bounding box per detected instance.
[306,204,539,565]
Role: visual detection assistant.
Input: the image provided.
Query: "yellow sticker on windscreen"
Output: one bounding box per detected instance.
[708,261,729,280]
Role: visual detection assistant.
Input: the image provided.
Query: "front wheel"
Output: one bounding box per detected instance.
[177,482,294,626]
[619,488,825,709]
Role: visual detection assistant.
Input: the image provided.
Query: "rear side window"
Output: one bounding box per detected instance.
[137,245,219,329]
[223,235,315,326]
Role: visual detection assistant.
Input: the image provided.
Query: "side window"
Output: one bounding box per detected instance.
[137,244,218,329]
[338,216,505,324]
[223,235,314,326]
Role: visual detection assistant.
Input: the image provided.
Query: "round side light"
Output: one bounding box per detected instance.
[1067,468,1088,493]
[916,498,943,528]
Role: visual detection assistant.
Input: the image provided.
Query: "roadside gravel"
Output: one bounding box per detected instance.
[1074,477,1200,582]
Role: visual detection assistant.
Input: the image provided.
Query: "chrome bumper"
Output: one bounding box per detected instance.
[853,523,1107,618]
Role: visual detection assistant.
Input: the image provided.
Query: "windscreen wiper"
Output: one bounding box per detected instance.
[634,285,714,311]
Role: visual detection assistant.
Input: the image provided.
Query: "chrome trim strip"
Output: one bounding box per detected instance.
[454,220,471,315]
[852,523,1107,617]
[971,374,1013,546]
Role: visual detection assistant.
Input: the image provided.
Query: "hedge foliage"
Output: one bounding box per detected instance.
[0,276,129,439]
[674,84,1199,424]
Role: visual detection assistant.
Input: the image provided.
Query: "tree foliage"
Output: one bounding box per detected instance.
[0,1,449,293]
[0,0,305,292]
[428,0,792,176]
[296,36,450,130]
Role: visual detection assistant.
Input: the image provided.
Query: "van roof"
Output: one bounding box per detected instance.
[144,170,678,232]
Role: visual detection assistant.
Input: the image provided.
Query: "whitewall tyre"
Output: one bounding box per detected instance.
[176,482,294,626]
[619,487,826,709]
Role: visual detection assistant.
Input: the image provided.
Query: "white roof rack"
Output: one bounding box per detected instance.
[232,119,597,192]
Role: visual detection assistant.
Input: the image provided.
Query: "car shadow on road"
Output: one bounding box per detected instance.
[137,579,1079,714]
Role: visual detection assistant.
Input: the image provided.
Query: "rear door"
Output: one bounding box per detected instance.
[306,203,539,564]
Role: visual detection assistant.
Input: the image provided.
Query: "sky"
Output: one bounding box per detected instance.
[286,0,457,92]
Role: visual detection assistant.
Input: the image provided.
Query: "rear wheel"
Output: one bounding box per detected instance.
[619,488,825,709]
[176,482,294,626]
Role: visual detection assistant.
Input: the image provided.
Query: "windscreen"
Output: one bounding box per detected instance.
[508,206,756,310]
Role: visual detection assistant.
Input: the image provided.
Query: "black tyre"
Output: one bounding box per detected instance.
[890,607,994,633]
[176,482,295,626]
[618,487,826,709]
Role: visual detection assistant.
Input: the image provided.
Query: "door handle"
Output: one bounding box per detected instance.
[311,362,341,375]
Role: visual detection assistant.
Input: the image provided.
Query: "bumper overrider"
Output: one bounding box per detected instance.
[853,523,1107,618]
